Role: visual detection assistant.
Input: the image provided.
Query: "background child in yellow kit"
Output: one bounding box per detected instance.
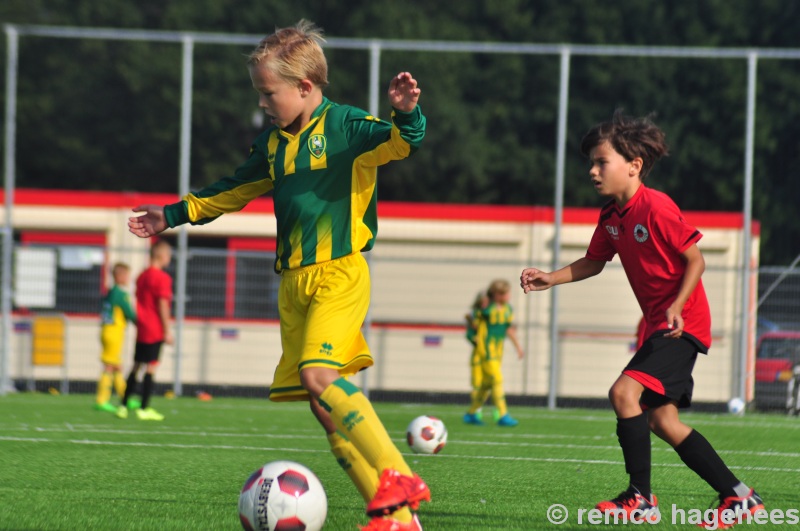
[463,279,524,427]
[95,262,136,412]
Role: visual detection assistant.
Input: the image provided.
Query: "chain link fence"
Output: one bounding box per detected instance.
[753,260,800,413]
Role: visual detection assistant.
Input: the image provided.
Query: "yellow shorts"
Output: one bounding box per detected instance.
[100,329,124,367]
[480,359,504,386]
[269,253,373,402]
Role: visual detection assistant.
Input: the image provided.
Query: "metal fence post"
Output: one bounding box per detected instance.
[172,35,195,397]
[361,40,381,399]
[547,47,571,410]
[737,52,757,406]
[1,25,19,395]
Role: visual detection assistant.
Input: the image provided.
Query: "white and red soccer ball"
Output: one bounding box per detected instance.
[238,460,327,531]
[727,397,745,415]
[406,415,448,454]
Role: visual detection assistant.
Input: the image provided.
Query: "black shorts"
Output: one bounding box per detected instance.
[134,341,163,364]
[623,334,699,409]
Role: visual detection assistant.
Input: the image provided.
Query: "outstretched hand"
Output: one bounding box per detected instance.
[388,72,421,112]
[128,204,167,238]
[520,268,555,293]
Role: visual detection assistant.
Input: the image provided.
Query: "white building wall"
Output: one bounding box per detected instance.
[3,196,756,403]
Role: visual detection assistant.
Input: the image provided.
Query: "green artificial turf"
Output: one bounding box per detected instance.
[1,393,798,530]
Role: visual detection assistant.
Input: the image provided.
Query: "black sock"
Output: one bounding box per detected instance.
[123,371,138,406]
[142,373,154,409]
[675,430,739,498]
[617,412,651,496]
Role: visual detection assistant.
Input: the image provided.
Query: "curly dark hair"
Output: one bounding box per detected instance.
[580,109,669,180]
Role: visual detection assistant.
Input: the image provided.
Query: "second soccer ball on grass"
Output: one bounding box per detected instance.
[406,415,448,454]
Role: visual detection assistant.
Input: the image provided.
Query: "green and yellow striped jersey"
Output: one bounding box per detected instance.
[479,302,514,360]
[164,97,425,272]
[100,285,136,336]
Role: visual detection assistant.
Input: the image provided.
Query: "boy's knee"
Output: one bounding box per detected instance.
[608,382,637,409]
[299,367,339,398]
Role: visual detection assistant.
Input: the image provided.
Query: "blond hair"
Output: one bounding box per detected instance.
[247,19,329,89]
[487,279,511,298]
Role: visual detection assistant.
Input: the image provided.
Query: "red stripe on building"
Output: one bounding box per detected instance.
[21,230,106,245]
[2,188,758,232]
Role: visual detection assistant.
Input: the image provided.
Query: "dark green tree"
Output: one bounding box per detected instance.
[1,0,798,264]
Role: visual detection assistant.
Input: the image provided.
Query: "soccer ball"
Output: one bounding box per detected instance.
[406,415,448,454]
[238,460,327,531]
[727,397,745,415]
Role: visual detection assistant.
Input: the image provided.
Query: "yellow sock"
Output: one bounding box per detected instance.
[468,385,490,414]
[492,382,508,417]
[327,431,379,502]
[319,378,411,477]
[325,432,413,523]
[96,372,112,404]
[470,362,483,391]
[390,507,414,524]
[113,371,126,398]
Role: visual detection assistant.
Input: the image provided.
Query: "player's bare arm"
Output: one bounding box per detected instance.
[129,204,168,238]
[664,244,706,338]
[158,297,174,345]
[388,72,421,112]
[507,327,525,360]
[521,257,605,293]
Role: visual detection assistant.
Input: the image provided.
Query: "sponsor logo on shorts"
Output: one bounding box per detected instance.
[320,342,333,356]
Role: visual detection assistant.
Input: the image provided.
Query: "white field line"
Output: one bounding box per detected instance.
[2,435,799,474]
[152,403,800,432]
[0,425,609,441]
[2,425,799,459]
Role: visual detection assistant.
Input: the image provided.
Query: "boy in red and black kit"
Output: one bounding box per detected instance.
[117,240,173,421]
[520,110,764,529]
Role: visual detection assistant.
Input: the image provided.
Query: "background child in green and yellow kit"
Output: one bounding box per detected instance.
[463,279,524,427]
[94,262,137,412]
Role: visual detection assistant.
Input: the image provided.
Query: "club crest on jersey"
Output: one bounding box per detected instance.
[605,225,620,240]
[308,134,327,158]
[634,224,649,243]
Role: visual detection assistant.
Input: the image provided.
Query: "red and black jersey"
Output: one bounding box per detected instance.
[586,185,711,350]
[136,267,173,344]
